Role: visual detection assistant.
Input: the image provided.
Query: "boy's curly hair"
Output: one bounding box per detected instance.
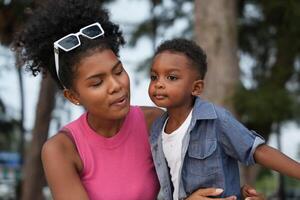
[13,0,125,89]
[154,38,207,79]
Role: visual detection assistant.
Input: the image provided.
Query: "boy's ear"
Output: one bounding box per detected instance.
[63,89,81,106]
[192,80,204,96]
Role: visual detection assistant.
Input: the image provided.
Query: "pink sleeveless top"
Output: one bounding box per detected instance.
[63,106,159,200]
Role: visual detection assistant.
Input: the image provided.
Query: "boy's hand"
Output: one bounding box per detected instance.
[241,184,266,200]
[185,188,237,200]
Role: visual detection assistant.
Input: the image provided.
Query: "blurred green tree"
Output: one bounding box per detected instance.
[235,0,300,139]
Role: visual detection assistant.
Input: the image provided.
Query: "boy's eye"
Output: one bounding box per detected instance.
[167,75,178,81]
[150,74,157,81]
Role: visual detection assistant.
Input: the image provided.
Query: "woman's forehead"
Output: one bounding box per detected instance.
[76,49,119,73]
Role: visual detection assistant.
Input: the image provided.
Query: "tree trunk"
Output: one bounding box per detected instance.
[15,52,25,199]
[194,0,258,186]
[194,0,239,112]
[21,76,56,200]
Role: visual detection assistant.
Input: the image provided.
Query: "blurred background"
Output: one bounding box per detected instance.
[0,0,300,199]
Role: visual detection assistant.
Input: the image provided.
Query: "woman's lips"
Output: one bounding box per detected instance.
[110,95,128,107]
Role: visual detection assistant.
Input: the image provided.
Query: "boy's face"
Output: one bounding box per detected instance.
[148,51,202,109]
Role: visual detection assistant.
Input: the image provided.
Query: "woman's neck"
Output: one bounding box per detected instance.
[87,113,125,138]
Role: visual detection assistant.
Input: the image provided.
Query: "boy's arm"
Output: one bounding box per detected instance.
[254,144,300,179]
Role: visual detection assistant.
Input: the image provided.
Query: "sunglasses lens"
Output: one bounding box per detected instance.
[58,35,79,50]
[82,25,103,38]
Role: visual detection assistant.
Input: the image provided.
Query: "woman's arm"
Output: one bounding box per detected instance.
[254,144,300,179]
[185,188,236,200]
[186,185,265,200]
[41,133,89,200]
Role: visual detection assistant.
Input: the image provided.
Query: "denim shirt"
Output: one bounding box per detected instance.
[149,97,265,200]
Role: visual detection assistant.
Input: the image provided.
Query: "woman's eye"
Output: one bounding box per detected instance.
[150,75,157,81]
[115,68,123,75]
[91,81,102,87]
[167,75,178,81]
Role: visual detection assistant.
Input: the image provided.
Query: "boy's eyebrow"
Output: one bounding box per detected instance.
[150,67,181,72]
[165,68,181,73]
[85,60,121,80]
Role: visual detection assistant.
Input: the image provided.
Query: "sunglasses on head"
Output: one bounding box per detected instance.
[53,22,105,87]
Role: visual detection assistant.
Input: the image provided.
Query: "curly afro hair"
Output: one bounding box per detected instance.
[154,38,207,79]
[13,0,125,89]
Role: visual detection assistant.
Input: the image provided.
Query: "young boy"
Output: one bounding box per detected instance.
[148,38,300,200]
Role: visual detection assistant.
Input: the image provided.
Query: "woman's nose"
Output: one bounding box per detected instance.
[108,76,122,94]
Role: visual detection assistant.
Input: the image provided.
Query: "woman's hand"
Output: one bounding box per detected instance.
[241,184,266,200]
[185,188,237,200]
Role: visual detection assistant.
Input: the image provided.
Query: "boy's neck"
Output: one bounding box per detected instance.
[165,105,193,134]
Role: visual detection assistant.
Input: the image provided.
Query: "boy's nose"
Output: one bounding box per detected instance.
[154,80,165,89]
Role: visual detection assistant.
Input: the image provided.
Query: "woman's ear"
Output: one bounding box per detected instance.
[192,80,204,96]
[63,89,81,106]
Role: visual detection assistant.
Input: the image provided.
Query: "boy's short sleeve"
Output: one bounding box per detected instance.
[217,109,265,166]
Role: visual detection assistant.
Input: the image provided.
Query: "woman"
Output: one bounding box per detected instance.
[14,0,263,199]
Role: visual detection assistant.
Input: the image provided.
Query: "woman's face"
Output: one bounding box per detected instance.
[71,49,130,121]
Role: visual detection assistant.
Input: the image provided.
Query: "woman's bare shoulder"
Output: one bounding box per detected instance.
[41,132,88,199]
[42,132,73,153]
[140,106,165,130]
[41,131,80,166]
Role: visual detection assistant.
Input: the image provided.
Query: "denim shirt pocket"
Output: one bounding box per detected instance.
[187,139,220,176]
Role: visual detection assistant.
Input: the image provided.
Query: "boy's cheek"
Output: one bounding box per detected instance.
[148,84,154,96]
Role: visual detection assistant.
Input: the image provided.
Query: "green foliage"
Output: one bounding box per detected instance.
[0,0,115,46]
[127,0,193,75]
[0,0,33,46]
[234,83,297,139]
[235,0,300,137]
[255,168,300,198]
[128,0,193,47]
[255,168,277,197]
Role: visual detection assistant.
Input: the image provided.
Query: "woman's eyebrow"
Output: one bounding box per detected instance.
[85,60,122,81]
[112,60,122,70]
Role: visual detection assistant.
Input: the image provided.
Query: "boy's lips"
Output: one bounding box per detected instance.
[153,93,167,100]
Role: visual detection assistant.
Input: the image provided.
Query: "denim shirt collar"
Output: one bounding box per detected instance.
[192,97,217,120]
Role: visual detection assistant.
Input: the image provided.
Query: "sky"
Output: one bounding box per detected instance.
[0,0,299,161]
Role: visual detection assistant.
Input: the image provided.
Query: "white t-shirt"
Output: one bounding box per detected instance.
[162,110,193,200]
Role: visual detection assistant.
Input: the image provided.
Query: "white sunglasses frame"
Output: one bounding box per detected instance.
[53,22,104,87]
